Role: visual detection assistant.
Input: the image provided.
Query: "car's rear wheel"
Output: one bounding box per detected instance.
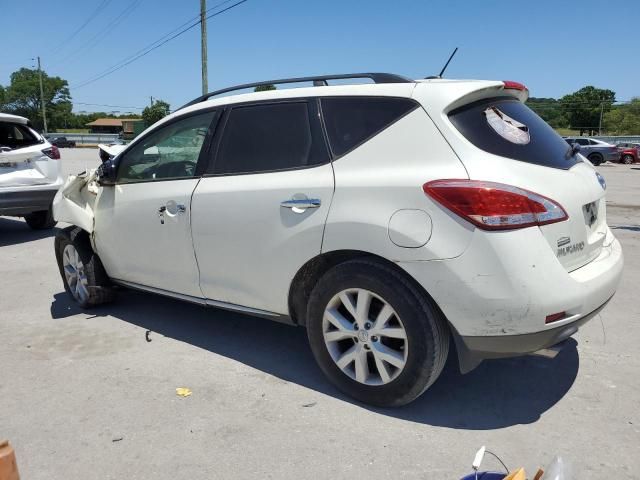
[306,258,449,407]
[54,227,115,308]
[622,154,634,164]
[24,208,56,230]
[588,153,604,166]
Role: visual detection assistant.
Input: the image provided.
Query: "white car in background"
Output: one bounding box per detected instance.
[0,113,62,229]
[53,73,623,406]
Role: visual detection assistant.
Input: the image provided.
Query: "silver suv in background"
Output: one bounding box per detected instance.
[564,137,619,165]
[0,113,62,229]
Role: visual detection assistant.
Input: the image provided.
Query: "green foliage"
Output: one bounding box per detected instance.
[254,84,276,92]
[526,97,569,128]
[603,98,640,135]
[0,68,72,131]
[559,86,615,135]
[142,100,170,126]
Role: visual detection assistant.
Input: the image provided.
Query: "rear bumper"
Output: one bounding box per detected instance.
[398,226,623,367]
[0,186,60,215]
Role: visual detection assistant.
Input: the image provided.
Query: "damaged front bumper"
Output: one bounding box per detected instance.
[52,170,99,233]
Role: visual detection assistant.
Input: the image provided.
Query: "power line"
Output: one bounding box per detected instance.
[53,0,144,68]
[48,0,113,58]
[71,0,248,90]
[73,101,146,110]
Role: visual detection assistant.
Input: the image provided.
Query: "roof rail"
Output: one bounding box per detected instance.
[177,72,412,110]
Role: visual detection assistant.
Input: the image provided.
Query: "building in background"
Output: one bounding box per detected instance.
[86,118,144,139]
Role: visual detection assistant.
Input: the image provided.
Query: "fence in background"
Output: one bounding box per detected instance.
[47,133,121,145]
[591,135,640,144]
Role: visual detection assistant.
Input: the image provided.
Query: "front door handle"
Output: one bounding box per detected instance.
[280,198,321,211]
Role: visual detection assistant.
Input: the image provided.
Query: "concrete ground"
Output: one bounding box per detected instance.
[1,149,639,479]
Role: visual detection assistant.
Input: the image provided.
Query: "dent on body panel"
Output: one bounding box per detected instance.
[52,170,99,233]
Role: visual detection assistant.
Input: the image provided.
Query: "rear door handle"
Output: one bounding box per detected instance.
[280,198,321,211]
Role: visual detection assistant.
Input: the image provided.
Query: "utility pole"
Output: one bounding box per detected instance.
[150,96,154,106]
[200,0,208,95]
[37,56,48,135]
[598,98,605,136]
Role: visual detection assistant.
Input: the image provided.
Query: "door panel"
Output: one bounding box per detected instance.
[94,179,203,297]
[191,164,334,313]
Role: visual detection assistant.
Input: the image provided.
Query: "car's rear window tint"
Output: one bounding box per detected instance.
[321,97,418,157]
[0,122,41,150]
[449,97,578,169]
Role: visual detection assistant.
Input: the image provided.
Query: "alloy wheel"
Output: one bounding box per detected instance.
[322,288,408,386]
[62,244,90,303]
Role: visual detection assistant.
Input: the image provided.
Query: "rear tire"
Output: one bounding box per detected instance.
[588,153,604,166]
[24,208,56,230]
[622,154,634,165]
[306,258,449,407]
[54,226,115,308]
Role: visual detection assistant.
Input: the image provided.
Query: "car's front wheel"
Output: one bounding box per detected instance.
[54,227,115,308]
[622,154,634,164]
[24,208,56,230]
[306,258,449,407]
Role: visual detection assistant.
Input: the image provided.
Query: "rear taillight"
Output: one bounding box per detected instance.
[423,179,568,230]
[502,80,528,91]
[42,145,60,159]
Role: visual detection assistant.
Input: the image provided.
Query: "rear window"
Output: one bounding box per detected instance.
[0,122,41,150]
[321,97,418,157]
[449,97,578,169]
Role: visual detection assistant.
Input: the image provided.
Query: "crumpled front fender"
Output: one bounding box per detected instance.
[52,170,99,234]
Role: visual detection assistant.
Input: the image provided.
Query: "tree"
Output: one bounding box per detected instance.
[526,97,568,128]
[559,86,615,135]
[142,100,170,126]
[254,84,276,92]
[603,98,640,135]
[0,68,72,131]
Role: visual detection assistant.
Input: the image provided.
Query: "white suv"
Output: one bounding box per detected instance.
[53,73,623,406]
[1,113,61,229]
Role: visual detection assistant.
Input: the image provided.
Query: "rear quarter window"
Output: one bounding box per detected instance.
[449,97,578,169]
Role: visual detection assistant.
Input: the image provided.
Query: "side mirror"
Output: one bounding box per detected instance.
[96,158,118,186]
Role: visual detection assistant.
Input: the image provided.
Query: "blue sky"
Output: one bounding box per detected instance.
[1,0,638,113]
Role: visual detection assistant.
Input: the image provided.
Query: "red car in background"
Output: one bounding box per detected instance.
[616,143,640,164]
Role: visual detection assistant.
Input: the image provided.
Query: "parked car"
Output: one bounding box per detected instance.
[0,113,61,229]
[49,136,76,148]
[53,74,623,406]
[563,137,619,165]
[615,142,640,164]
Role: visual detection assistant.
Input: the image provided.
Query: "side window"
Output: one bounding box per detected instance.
[321,97,418,157]
[117,111,218,183]
[214,101,328,175]
[575,138,589,146]
[0,122,40,149]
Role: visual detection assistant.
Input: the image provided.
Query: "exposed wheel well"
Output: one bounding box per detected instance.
[287,249,442,327]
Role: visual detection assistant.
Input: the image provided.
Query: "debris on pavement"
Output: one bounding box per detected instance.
[176,387,192,397]
[145,330,152,342]
[112,437,123,443]
[302,402,317,408]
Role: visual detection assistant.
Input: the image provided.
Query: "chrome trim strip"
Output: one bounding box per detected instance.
[111,279,283,318]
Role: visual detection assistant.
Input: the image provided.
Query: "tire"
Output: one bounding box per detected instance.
[588,153,603,166]
[24,208,56,230]
[54,226,115,308]
[306,258,449,407]
[622,154,634,165]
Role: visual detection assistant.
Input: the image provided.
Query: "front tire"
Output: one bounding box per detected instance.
[622,154,634,165]
[24,208,56,230]
[54,227,115,308]
[306,258,449,407]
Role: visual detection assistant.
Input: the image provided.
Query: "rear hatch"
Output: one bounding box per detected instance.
[0,121,57,187]
[419,83,607,272]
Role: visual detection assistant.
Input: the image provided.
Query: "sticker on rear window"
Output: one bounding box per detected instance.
[484,107,530,145]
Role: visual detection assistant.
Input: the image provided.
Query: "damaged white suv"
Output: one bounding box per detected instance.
[1,113,61,229]
[53,73,623,406]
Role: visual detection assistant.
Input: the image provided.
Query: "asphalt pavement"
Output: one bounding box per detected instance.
[1,148,638,479]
